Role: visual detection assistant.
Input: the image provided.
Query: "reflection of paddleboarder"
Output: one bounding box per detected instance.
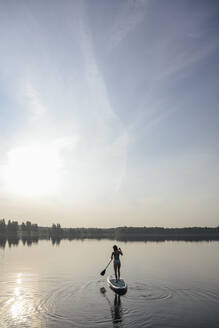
[100,288,123,327]
[111,245,123,282]
[113,293,122,324]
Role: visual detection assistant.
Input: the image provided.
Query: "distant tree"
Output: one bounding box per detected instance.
[21,222,27,232]
[32,224,38,233]
[0,219,6,234]
[51,224,57,235]
[26,221,32,234]
[56,223,62,235]
[51,223,63,237]
[21,221,38,236]
[7,220,18,235]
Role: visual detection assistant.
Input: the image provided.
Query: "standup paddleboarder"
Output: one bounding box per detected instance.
[111,245,123,282]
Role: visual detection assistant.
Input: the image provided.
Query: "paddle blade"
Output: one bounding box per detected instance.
[100,269,106,276]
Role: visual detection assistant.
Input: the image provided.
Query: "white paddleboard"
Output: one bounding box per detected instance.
[107,275,127,291]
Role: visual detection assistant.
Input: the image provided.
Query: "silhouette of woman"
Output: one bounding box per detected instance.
[111,245,123,282]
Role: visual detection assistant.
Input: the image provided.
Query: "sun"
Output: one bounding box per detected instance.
[5,143,62,197]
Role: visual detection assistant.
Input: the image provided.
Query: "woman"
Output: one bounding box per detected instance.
[111,245,123,282]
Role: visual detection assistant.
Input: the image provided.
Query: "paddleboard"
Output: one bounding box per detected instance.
[107,275,127,292]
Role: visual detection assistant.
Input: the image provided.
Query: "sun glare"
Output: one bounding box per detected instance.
[5,144,62,197]
[9,272,34,323]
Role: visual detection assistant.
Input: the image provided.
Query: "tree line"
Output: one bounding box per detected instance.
[1,219,219,242]
[0,219,39,236]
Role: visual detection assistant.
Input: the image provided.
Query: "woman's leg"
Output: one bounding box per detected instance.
[114,263,118,281]
[118,262,121,280]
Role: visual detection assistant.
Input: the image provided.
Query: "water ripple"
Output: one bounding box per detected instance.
[1,276,219,328]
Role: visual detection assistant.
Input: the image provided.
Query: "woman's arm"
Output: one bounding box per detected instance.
[111,252,114,260]
[119,248,123,256]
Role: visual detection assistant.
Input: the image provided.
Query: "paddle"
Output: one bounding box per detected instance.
[100,259,112,276]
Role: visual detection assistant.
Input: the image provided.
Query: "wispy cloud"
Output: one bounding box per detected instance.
[77,2,129,192]
[154,39,219,83]
[107,0,149,52]
[22,80,46,121]
[123,3,219,139]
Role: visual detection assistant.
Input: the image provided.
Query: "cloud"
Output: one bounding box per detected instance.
[22,80,46,121]
[154,39,219,83]
[107,0,149,52]
[77,2,129,192]
[120,3,219,140]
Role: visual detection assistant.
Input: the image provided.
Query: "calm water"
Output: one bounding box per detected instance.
[0,239,219,328]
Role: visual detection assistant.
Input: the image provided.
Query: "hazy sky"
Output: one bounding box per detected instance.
[0,0,219,227]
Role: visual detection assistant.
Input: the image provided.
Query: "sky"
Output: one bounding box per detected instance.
[0,0,219,228]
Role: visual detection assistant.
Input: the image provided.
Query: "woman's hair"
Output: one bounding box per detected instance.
[113,245,118,251]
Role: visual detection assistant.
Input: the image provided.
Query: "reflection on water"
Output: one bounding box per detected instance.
[2,272,35,327]
[22,236,39,246]
[51,237,61,246]
[113,294,122,326]
[1,234,219,250]
[7,235,20,248]
[0,236,6,248]
[0,239,219,328]
[100,287,124,327]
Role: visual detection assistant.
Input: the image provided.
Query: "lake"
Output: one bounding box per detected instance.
[0,238,219,328]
